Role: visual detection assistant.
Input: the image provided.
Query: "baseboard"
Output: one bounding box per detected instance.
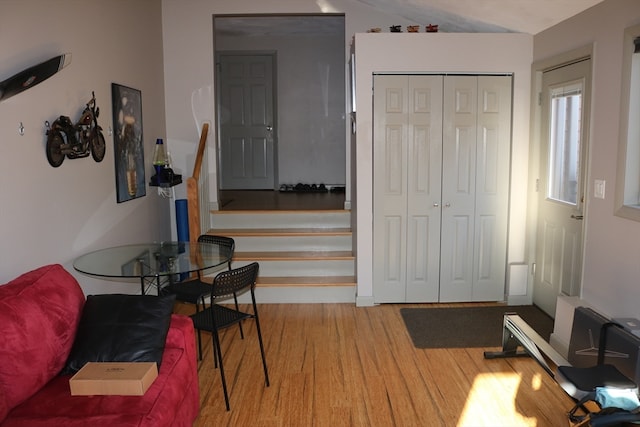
[355,295,375,307]
[549,333,570,360]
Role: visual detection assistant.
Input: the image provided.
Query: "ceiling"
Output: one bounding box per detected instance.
[215,0,605,36]
[356,0,605,34]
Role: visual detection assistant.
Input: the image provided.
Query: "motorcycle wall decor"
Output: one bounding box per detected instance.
[45,91,106,167]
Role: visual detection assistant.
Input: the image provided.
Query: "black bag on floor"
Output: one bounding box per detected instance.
[568,387,640,426]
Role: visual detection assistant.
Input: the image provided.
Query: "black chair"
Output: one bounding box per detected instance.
[558,321,640,426]
[163,235,238,359]
[557,322,638,401]
[190,262,269,411]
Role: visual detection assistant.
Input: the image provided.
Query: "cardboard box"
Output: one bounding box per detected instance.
[69,362,158,396]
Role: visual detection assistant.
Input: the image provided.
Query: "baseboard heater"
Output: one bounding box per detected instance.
[483,313,570,379]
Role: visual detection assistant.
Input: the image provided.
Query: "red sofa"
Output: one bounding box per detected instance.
[0,264,200,427]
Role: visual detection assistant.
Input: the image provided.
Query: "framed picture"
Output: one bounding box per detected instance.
[111,83,145,202]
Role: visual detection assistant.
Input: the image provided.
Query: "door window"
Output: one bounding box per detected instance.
[548,82,583,206]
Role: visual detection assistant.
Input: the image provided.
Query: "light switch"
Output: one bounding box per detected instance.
[594,179,605,199]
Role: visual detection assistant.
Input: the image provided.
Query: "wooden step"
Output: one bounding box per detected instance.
[209,228,351,237]
[211,209,350,229]
[209,207,355,303]
[234,251,354,261]
[256,276,355,287]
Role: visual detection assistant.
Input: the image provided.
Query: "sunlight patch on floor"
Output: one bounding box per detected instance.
[458,372,538,427]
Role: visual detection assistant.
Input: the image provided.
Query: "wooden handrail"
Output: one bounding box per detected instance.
[192,123,208,181]
[187,123,209,244]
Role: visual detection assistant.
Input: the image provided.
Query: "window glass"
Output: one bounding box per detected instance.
[548,83,582,205]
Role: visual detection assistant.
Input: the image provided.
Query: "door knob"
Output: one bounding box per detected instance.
[444,203,451,208]
[570,214,584,220]
[433,203,439,207]
[266,125,273,131]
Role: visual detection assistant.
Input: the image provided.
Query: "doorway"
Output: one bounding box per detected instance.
[213,14,346,202]
[533,57,591,317]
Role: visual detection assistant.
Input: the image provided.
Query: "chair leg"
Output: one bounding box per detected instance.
[199,295,219,368]
[253,313,270,387]
[233,293,244,339]
[212,329,230,411]
[195,299,203,361]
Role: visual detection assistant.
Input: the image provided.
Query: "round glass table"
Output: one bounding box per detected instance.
[73,241,233,294]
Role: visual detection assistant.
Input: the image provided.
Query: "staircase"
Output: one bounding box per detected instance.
[207,209,356,303]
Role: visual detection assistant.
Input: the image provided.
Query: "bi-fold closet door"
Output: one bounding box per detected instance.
[373,74,512,303]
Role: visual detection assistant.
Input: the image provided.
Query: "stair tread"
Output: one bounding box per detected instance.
[209,228,351,236]
[257,276,355,287]
[234,251,354,260]
[213,209,348,214]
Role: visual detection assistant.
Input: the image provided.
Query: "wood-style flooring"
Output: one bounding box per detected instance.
[175,302,575,427]
[219,190,345,211]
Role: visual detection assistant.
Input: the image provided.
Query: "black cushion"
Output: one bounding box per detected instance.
[558,364,637,391]
[62,293,176,374]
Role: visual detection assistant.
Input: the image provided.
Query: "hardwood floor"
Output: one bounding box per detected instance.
[175,302,575,426]
[219,190,345,211]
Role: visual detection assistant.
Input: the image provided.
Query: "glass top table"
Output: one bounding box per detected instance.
[73,241,233,294]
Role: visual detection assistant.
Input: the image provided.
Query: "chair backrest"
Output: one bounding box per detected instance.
[198,234,235,256]
[198,234,235,272]
[212,262,259,299]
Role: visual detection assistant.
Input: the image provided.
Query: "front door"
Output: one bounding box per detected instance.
[533,58,591,317]
[217,53,276,189]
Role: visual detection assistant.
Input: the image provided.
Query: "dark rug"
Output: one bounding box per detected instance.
[400,305,553,349]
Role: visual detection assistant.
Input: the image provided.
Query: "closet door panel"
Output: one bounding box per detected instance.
[374,75,409,302]
[473,76,511,301]
[406,76,442,301]
[440,76,477,302]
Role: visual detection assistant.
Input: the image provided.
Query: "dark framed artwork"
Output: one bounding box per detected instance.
[112,83,145,202]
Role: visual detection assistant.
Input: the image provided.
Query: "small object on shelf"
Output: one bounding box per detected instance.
[368,27,381,33]
[426,24,439,33]
[407,25,420,33]
[149,168,182,188]
[152,138,167,176]
[149,138,181,188]
[390,25,402,33]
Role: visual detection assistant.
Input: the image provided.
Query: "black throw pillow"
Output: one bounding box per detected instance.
[62,293,176,375]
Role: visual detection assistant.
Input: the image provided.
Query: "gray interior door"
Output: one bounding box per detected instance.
[217,53,275,189]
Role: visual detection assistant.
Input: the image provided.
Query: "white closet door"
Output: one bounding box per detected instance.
[406,76,443,301]
[373,75,408,303]
[373,75,443,303]
[373,74,511,303]
[439,75,511,302]
[472,75,511,301]
[440,76,478,301]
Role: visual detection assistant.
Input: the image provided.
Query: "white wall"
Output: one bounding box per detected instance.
[533,0,640,319]
[353,33,533,306]
[217,31,346,187]
[0,0,170,294]
[161,0,420,211]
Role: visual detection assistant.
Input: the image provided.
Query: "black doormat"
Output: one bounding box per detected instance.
[400,305,553,349]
